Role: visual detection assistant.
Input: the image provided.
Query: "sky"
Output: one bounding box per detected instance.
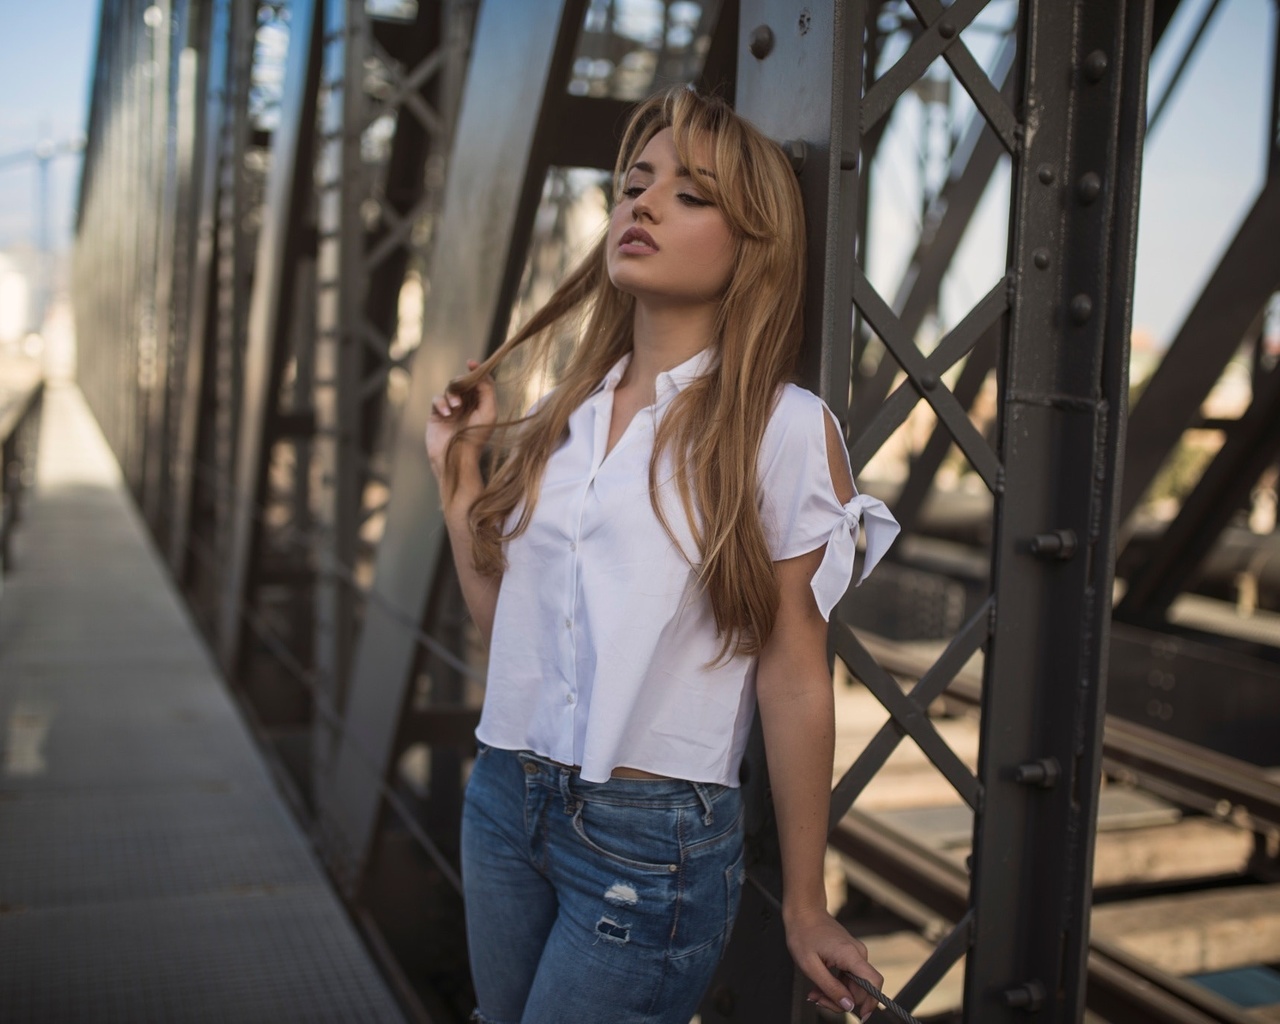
[0,0,101,254]
[0,0,1273,348]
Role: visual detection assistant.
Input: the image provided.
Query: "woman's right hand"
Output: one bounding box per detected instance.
[425,359,496,505]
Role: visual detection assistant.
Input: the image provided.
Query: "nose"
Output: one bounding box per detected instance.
[632,189,657,222]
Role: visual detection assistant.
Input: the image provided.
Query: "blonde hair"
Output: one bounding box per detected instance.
[446,86,807,659]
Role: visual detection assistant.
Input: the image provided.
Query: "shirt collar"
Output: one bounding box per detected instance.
[590,346,718,401]
[657,346,718,400]
[590,353,632,398]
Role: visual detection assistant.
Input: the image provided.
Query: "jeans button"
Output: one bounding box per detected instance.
[523,762,538,775]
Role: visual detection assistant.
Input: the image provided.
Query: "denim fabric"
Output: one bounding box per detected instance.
[462,744,746,1024]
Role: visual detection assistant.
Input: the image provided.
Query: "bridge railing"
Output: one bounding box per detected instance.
[0,362,44,581]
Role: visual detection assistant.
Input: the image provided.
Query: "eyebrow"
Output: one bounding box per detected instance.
[627,160,716,180]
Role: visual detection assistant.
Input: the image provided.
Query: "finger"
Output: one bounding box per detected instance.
[466,359,479,370]
[805,990,845,1016]
[431,395,451,418]
[820,973,866,1017]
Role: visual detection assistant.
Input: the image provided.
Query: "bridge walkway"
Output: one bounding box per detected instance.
[0,380,408,1023]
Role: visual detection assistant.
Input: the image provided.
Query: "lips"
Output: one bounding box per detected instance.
[618,226,659,252]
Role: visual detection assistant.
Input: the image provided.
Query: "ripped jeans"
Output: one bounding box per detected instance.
[461,744,745,1024]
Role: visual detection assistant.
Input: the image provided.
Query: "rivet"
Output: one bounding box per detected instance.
[1070,294,1093,324]
[1084,50,1109,82]
[920,372,939,391]
[1033,248,1050,269]
[1037,164,1055,185]
[749,24,775,59]
[1077,172,1102,204]
[937,19,956,39]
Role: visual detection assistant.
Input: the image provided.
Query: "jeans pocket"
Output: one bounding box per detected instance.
[571,799,682,874]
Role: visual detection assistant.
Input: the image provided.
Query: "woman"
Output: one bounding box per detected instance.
[426,86,898,1024]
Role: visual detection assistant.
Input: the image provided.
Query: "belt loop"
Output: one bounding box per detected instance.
[559,766,577,815]
[691,782,714,826]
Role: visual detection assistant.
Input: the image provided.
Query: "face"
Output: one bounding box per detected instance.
[606,128,735,308]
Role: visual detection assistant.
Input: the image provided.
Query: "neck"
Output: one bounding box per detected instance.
[625,300,717,391]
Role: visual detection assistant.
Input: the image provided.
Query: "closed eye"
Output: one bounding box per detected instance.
[621,185,646,199]
[678,192,713,207]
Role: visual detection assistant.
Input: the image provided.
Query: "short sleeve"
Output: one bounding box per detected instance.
[758,386,900,620]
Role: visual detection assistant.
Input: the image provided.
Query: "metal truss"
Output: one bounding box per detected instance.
[71,0,1280,1021]
[1107,1,1280,761]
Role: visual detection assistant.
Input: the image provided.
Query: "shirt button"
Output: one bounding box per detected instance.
[565,692,575,705]
[569,541,577,552]
[564,617,572,630]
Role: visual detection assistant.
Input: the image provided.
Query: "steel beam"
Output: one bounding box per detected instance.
[1117,179,1280,523]
[311,0,372,823]
[207,0,258,617]
[704,7,865,1018]
[735,0,861,414]
[217,0,321,676]
[169,0,230,578]
[141,0,178,530]
[1118,359,1280,619]
[966,2,1150,1020]
[326,0,590,888]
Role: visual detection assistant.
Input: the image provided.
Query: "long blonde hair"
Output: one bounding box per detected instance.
[446,86,807,658]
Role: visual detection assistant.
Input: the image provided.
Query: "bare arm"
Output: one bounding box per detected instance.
[754,413,882,1020]
[425,360,501,645]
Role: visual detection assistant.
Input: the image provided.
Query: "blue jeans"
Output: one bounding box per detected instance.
[461,745,746,1024]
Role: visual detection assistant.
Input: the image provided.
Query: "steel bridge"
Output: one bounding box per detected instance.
[2,0,1279,1021]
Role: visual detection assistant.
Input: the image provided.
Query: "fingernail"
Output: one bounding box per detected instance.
[840,997,855,1012]
[861,1012,874,1023]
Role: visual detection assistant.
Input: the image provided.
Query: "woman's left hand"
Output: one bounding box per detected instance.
[784,905,883,1020]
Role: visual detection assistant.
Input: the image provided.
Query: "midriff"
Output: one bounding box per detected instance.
[610,765,669,780]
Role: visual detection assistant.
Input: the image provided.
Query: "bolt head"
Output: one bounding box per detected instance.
[1033,249,1050,269]
[1037,164,1056,185]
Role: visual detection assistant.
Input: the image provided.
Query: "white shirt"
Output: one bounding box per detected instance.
[476,348,899,785]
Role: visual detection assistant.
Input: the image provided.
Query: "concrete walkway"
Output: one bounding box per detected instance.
[0,382,407,1023]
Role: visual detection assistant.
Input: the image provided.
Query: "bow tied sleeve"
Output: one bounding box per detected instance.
[808,492,901,620]
[759,387,900,621]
